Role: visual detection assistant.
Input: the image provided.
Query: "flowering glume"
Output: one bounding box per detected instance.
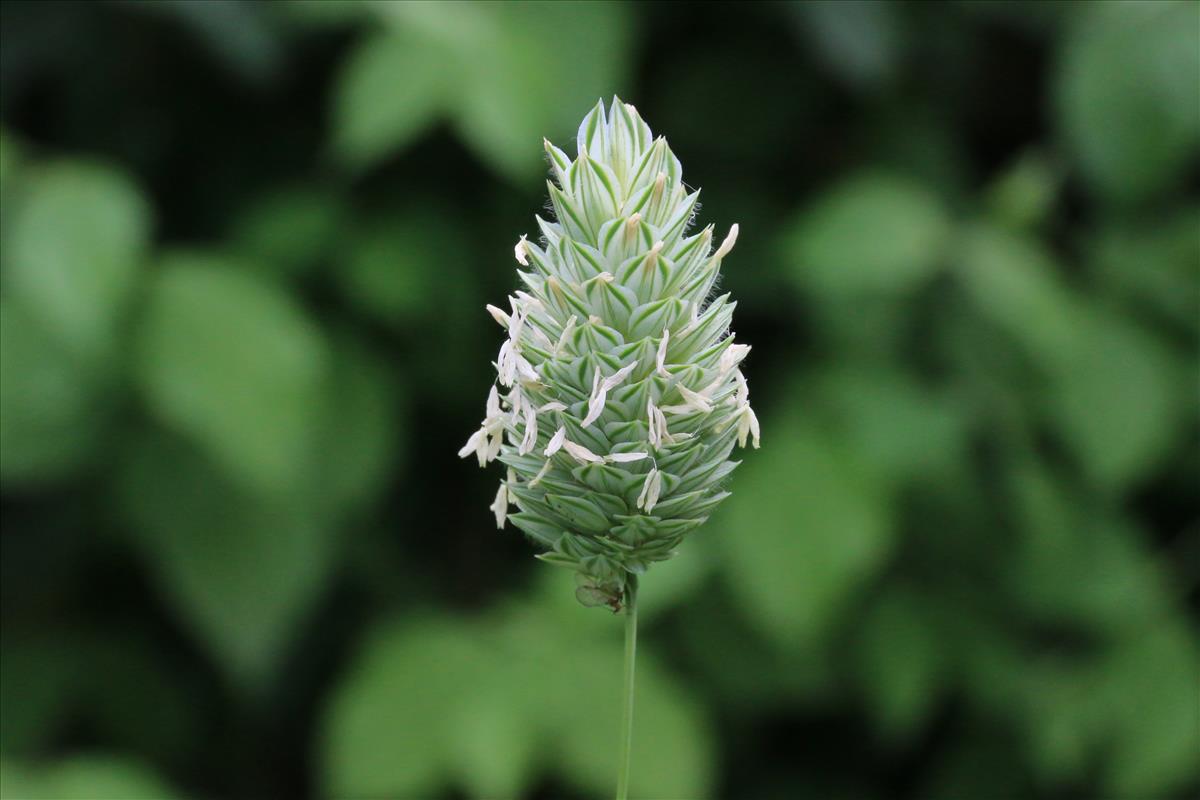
[460,97,758,609]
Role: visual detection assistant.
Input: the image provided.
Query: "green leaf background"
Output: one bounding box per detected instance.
[0,2,1196,799]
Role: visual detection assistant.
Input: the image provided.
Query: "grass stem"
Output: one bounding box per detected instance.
[615,576,639,800]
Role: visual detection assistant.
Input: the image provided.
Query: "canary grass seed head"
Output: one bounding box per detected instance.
[460,97,758,610]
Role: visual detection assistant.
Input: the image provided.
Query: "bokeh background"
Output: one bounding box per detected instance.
[1,1,1198,798]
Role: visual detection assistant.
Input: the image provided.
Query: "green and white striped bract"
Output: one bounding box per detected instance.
[460,97,759,610]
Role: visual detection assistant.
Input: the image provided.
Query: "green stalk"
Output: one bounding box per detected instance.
[615,576,639,800]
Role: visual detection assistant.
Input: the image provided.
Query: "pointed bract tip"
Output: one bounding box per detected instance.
[486,304,510,327]
[645,240,663,269]
[490,481,509,528]
[715,223,739,259]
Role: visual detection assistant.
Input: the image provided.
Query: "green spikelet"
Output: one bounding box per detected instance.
[460,97,759,610]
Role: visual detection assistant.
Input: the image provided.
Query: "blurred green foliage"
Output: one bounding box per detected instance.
[1,1,1197,799]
